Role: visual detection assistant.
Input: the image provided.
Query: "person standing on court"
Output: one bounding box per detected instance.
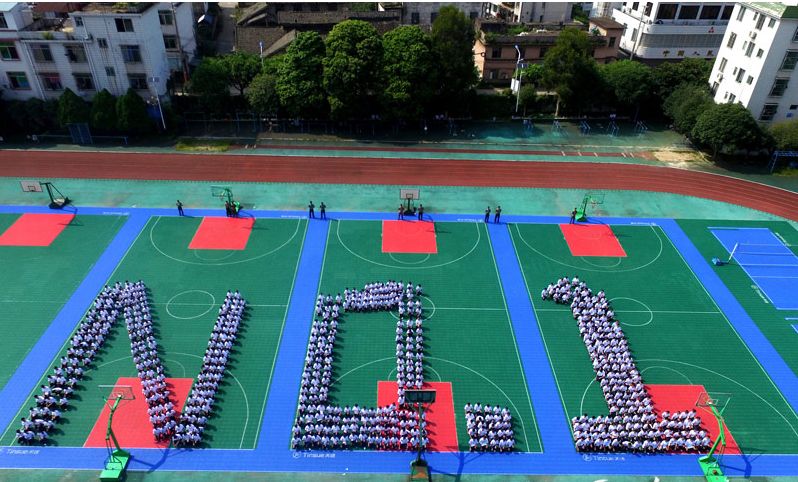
[398,205,404,220]
[176,200,184,216]
[418,204,424,221]
[494,205,502,224]
[570,208,577,224]
[308,201,315,219]
[484,206,491,223]
[224,201,232,217]
[320,202,327,220]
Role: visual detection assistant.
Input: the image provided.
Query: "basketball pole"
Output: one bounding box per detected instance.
[100,394,130,482]
[697,399,729,482]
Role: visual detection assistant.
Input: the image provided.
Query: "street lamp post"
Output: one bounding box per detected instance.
[148,77,167,130]
[514,44,524,113]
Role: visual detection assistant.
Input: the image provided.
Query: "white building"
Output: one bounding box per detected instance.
[0,2,195,102]
[710,2,798,123]
[485,2,574,23]
[612,1,735,61]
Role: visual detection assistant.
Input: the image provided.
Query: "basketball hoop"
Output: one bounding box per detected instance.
[97,384,134,481]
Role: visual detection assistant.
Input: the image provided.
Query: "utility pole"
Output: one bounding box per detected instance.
[172,2,189,84]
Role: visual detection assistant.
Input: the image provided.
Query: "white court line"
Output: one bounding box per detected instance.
[535,308,721,314]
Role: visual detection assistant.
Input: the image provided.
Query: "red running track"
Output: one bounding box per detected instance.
[2,150,797,221]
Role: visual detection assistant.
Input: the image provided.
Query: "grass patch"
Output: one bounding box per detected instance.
[175,138,231,152]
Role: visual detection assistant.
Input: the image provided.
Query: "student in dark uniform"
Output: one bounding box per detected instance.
[494,205,502,224]
[224,201,231,217]
[398,205,404,220]
[308,201,315,219]
[417,204,424,221]
[484,206,491,223]
[570,208,577,224]
[320,202,327,220]
[176,200,184,216]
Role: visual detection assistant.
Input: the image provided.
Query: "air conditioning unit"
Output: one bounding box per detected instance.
[749,31,757,39]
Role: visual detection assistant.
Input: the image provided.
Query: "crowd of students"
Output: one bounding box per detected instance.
[542,276,710,454]
[174,291,246,446]
[465,404,515,452]
[17,284,120,444]
[122,281,178,442]
[292,282,427,451]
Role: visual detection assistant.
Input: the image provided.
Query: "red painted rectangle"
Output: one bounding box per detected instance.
[377,381,458,452]
[83,377,194,449]
[188,217,254,250]
[0,213,74,247]
[381,220,438,254]
[559,223,627,257]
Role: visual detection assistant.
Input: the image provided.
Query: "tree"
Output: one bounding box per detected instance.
[770,119,798,151]
[261,54,285,76]
[57,88,90,127]
[520,63,544,87]
[323,20,383,120]
[246,73,279,114]
[542,28,601,115]
[221,51,261,95]
[381,25,435,120]
[90,89,117,132]
[600,59,652,118]
[116,89,153,135]
[431,5,478,113]
[653,58,712,101]
[663,84,714,134]
[188,58,230,112]
[691,103,767,157]
[277,31,327,118]
[8,98,58,133]
[518,84,538,115]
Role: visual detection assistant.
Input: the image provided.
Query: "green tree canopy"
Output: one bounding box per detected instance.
[261,54,285,76]
[518,84,537,115]
[691,103,767,157]
[542,28,601,115]
[189,58,230,112]
[277,31,326,118]
[57,88,90,127]
[90,89,118,132]
[431,5,478,113]
[9,98,58,133]
[653,58,712,101]
[323,20,383,120]
[519,63,544,86]
[221,51,261,95]
[381,25,435,120]
[600,59,652,114]
[770,119,798,151]
[663,83,714,134]
[116,88,152,135]
[246,73,279,114]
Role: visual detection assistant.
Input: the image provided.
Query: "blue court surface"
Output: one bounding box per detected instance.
[711,227,798,310]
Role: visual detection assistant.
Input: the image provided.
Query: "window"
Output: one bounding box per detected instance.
[65,45,87,63]
[632,2,639,11]
[759,104,778,121]
[0,42,19,60]
[430,12,438,23]
[163,35,177,50]
[121,44,142,63]
[492,47,501,58]
[742,40,748,52]
[488,69,498,80]
[158,10,173,25]
[711,81,718,94]
[735,68,745,82]
[755,14,766,30]
[727,93,736,103]
[721,5,734,20]
[105,66,115,76]
[609,36,616,47]
[73,73,94,90]
[719,57,727,72]
[7,72,29,89]
[745,42,755,57]
[770,78,789,96]
[74,16,83,27]
[736,6,746,21]
[115,18,134,32]
[0,12,7,29]
[40,73,63,91]
[469,11,478,20]
[631,28,638,43]
[98,38,108,48]
[757,48,764,58]
[781,51,798,70]
[790,105,797,110]
[678,5,699,19]
[726,32,736,48]
[768,17,776,28]
[128,74,147,90]
[699,5,720,20]
[746,75,753,84]
[656,3,678,20]
[677,50,685,57]
[31,44,53,62]
[410,12,419,24]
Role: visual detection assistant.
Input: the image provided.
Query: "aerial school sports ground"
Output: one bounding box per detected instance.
[0,143,797,479]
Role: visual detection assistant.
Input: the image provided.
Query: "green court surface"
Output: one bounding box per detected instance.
[0,213,124,390]
[0,216,307,449]
[315,220,541,452]
[677,220,798,377]
[509,223,798,454]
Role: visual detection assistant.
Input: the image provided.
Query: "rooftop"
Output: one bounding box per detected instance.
[588,16,624,30]
[0,2,19,12]
[744,2,798,19]
[80,2,153,14]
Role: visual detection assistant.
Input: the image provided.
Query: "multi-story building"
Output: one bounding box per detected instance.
[384,2,484,25]
[611,1,734,62]
[474,17,623,84]
[485,2,574,24]
[0,2,196,102]
[709,2,798,123]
